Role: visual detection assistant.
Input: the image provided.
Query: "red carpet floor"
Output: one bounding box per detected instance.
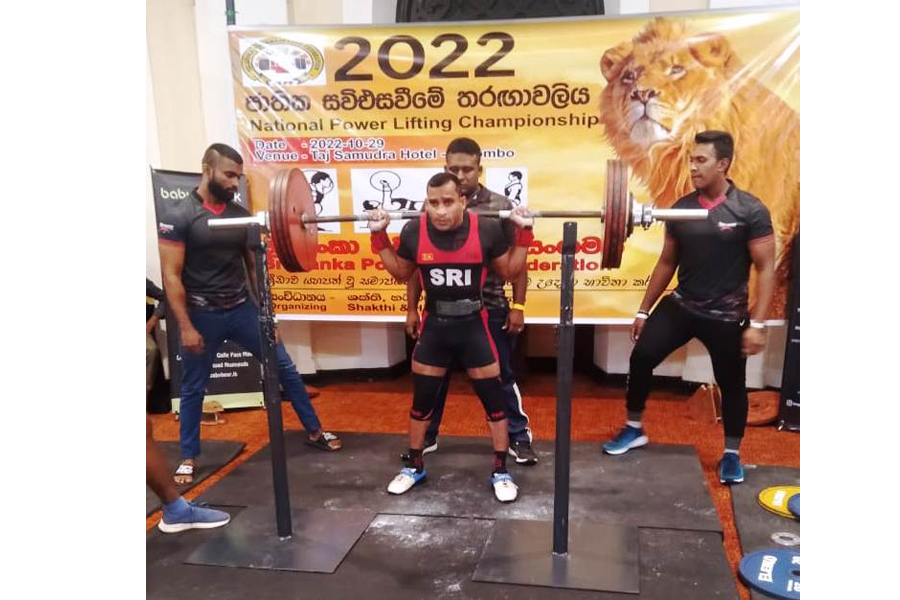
[147,372,799,600]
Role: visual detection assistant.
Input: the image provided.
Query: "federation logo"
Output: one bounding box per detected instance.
[240,37,325,87]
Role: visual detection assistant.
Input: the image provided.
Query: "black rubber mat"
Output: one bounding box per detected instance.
[147,511,739,600]
[198,432,721,532]
[147,440,245,515]
[730,464,800,600]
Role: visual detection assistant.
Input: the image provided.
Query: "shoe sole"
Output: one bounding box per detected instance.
[158,517,231,533]
[602,435,649,455]
[507,448,538,465]
[719,475,744,484]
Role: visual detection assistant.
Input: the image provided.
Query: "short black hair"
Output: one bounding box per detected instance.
[427,171,461,191]
[694,131,734,169]
[446,137,481,163]
[202,143,244,168]
[509,170,522,179]
[310,171,331,184]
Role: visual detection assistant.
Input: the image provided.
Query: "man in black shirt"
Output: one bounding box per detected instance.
[367,172,533,502]
[602,131,776,485]
[158,143,341,485]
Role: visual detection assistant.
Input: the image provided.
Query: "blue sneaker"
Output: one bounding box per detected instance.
[718,452,744,484]
[602,425,649,455]
[158,499,230,533]
[387,467,427,495]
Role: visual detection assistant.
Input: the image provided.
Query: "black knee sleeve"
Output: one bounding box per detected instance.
[472,377,506,422]
[411,374,444,421]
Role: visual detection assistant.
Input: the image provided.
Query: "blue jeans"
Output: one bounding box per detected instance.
[179,300,321,459]
[426,307,531,443]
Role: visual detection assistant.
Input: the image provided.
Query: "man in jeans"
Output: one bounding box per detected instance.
[403,137,537,466]
[157,143,341,485]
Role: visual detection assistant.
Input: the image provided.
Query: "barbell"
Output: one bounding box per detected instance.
[210,160,708,271]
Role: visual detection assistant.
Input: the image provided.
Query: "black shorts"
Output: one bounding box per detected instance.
[413,310,498,369]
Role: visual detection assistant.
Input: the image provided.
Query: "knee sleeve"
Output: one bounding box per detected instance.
[472,377,506,422]
[411,374,444,421]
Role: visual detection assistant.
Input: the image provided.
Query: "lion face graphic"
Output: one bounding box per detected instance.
[599,18,799,315]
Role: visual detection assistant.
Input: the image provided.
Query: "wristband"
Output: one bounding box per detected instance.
[635,312,649,320]
[370,230,391,253]
[510,302,526,311]
[749,320,766,330]
[514,227,534,247]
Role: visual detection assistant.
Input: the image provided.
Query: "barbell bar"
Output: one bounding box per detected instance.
[209,160,708,272]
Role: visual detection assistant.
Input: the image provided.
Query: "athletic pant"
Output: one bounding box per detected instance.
[627,296,748,439]
[426,306,531,443]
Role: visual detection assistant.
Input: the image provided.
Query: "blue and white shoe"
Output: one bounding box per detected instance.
[491,472,518,503]
[158,500,230,533]
[602,425,649,455]
[387,467,427,495]
[718,453,744,484]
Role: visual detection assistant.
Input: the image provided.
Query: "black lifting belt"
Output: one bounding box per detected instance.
[434,298,483,317]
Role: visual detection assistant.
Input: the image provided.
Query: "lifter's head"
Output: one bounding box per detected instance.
[200,143,244,203]
[425,172,466,231]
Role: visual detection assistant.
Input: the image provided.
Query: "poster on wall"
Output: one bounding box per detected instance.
[227,9,799,322]
[150,168,264,411]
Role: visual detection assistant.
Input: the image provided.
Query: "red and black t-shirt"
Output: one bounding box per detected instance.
[156,190,251,310]
[664,182,773,321]
[397,211,509,311]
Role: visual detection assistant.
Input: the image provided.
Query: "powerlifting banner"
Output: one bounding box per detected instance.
[227,9,799,323]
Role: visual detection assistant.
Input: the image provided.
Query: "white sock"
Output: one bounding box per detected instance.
[626,420,642,429]
[724,449,740,455]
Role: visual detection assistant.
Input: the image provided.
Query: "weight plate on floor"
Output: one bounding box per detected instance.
[770,531,800,547]
[788,492,799,518]
[738,549,800,599]
[758,486,800,519]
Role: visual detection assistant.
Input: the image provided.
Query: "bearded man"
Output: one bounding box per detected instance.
[157,143,341,485]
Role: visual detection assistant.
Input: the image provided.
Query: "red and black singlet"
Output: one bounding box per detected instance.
[416,212,487,313]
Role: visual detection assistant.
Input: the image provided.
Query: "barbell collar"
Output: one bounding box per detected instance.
[645,208,709,221]
[207,212,268,230]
